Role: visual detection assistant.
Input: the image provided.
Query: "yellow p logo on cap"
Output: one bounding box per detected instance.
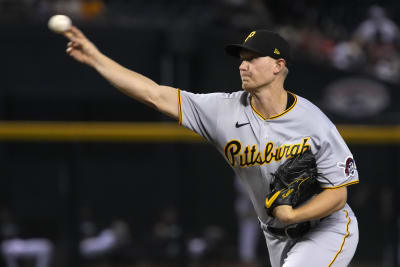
[245,31,256,43]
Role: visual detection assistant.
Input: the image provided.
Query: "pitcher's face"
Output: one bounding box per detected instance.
[239,50,281,91]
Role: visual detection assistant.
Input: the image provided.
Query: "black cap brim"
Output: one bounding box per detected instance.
[225,44,265,58]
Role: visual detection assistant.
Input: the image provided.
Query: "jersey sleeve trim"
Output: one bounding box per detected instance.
[177,89,182,125]
[328,210,351,267]
[322,180,359,189]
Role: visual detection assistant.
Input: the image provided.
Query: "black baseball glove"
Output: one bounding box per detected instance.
[265,149,331,217]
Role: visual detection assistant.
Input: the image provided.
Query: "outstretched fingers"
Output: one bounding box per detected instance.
[70,26,85,38]
[66,40,78,52]
[63,26,86,44]
[67,41,80,48]
[62,26,98,66]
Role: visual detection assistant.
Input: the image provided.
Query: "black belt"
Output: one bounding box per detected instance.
[265,216,328,239]
[267,222,311,239]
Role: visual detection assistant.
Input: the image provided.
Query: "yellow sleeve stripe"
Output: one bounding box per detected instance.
[328,210,351,267]
[177,89,182,126]
[322,180,359,189]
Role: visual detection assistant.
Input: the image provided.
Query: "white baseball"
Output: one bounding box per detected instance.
[48,15,72,33]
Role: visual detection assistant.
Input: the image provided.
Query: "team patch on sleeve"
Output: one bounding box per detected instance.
[337,156,357,179]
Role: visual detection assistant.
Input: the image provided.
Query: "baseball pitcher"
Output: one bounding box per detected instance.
[63,27,359,266]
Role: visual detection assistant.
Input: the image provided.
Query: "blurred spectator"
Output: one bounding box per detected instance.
[297,27,336,63]
[147,206,183,263]
[234,177,260,264]
[79,206,97,241]
[354,5,400,46]
[276,4,400,84]
[0,208,54,267]
[79,207,131,260]
[331,38,366,70]
[353,5,400,83]
[186,225,229,264]
[186,234,207,262]
[372,52,400,83]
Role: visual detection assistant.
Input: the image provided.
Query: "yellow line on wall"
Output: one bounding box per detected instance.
[0,121,202,142]
[338,125,400,144]
[0,121,398,144]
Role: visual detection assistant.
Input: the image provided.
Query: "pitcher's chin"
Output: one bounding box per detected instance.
[242,83,255,92]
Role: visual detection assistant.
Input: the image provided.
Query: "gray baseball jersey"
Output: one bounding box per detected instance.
[178,89,359,266]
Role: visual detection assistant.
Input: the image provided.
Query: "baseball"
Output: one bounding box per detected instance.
[48,15,72,33]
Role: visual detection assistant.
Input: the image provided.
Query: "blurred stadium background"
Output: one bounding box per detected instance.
[0,0,400,266]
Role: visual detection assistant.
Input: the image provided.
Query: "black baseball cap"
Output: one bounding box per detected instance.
[225,30,292,64]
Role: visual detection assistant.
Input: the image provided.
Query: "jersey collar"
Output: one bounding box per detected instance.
[250,91,297,120]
